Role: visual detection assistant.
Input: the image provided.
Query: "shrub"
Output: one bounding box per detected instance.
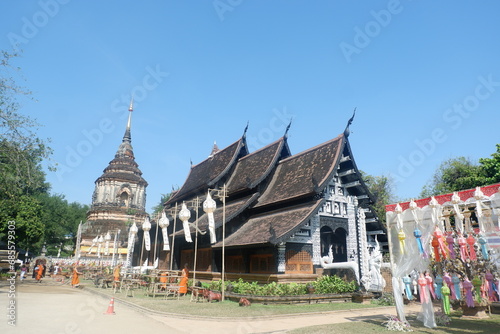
[373,292,395,306]
[312,275,357,294]
[217,275,355,296]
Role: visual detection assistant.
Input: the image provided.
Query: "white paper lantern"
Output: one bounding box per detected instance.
[203,192,217,244]
[179,203,193,242]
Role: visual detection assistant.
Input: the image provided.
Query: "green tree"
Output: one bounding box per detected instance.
[421,145,500,197]
[421,157,487,197]
[479,144,500,185]
[0,139,49,198]
[152,193,172,216]
[36,193,88,256]
[0,50,53,198]
[361,172,396,223]
[0,50,53,251]
[0,195,45,251]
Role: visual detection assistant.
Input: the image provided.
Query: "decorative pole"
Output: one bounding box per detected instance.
[140,217,151,273]
[126,223,138,269]
[111,229,120,266]
[191,197,201,301]
[158,211,170,270]
[104,231,111,254]
[143,216,152,259]
[74,221,82,261]
[97,235,104,267]
[212,184,227,301]
[153,211,160,268]
[169,203,178,271]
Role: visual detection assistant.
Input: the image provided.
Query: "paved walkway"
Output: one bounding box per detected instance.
[0,279,422,334]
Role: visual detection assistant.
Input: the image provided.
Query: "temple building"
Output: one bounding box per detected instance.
[78,102,148,261]
[161,115,387,285]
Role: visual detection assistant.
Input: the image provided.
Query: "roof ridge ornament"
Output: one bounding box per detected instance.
[208,141,220,158]
[242,121,249,139]
[284,118,293,139]
[343,108,356,138]
[126,96,134,130]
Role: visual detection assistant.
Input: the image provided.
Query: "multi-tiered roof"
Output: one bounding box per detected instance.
[164,118,383,249]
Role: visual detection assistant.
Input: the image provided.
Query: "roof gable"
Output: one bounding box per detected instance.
[226,137,289,195]
[216,199,323,247]
[167,137,246,204]
[255,134,344,208]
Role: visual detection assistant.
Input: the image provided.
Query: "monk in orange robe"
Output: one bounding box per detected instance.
[36,262,44,282]
[159,271,168,291]
[179,263,189,295]
[71,265,82,288]
[113,264,122,289]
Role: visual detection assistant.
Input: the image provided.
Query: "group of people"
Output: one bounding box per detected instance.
[157,263,189,295]
[18,260,48,282]
[17,260,191,295]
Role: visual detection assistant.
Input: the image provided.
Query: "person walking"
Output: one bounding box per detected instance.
[36,262,45,283]
[20,264,27,281]
[113,264,122,290]
[71,265,82,288]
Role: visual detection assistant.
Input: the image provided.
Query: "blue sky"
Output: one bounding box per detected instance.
[2,1,500,212]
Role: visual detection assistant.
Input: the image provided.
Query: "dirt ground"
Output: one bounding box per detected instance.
[0,278,421,334]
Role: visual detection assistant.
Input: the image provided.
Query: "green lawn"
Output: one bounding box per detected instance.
[289,313,500,334]
[83,280,500,333]
[83,280,384,317]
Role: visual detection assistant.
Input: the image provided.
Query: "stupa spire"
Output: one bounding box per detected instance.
[123,97,133,142]
[116,98,134,158]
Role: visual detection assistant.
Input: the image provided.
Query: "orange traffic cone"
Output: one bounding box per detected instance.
[103,297,116,315]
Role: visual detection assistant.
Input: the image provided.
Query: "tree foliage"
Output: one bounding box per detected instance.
[361,172,396,223]
[479,144,500,185]
[152,193,172,215]
[0,51,53,199]
[421,144,500,197]
[36,193,88,256]
[0,50,87,256]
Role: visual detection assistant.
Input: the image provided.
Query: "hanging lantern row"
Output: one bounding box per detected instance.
[166,191,218,244]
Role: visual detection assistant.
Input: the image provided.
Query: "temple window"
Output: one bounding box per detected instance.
[285,250,313,274]
[325,201,332,213]
[120,192,129,207]
[334,202,340,214]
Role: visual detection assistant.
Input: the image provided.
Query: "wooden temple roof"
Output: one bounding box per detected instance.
[166,137,247,205]
[214,199,324,247]
[255,134,344,209]
[226,137,290,195]
[165,122,383,247]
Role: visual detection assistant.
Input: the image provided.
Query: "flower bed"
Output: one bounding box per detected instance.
[224,291,355,304]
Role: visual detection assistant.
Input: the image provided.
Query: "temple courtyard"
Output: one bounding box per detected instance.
[1,278,421,334]
[3,278,500,333]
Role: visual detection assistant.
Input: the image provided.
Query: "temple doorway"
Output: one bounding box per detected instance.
[320,226,347,262]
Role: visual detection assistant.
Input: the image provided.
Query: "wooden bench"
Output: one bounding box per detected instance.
[145,282,180,300]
